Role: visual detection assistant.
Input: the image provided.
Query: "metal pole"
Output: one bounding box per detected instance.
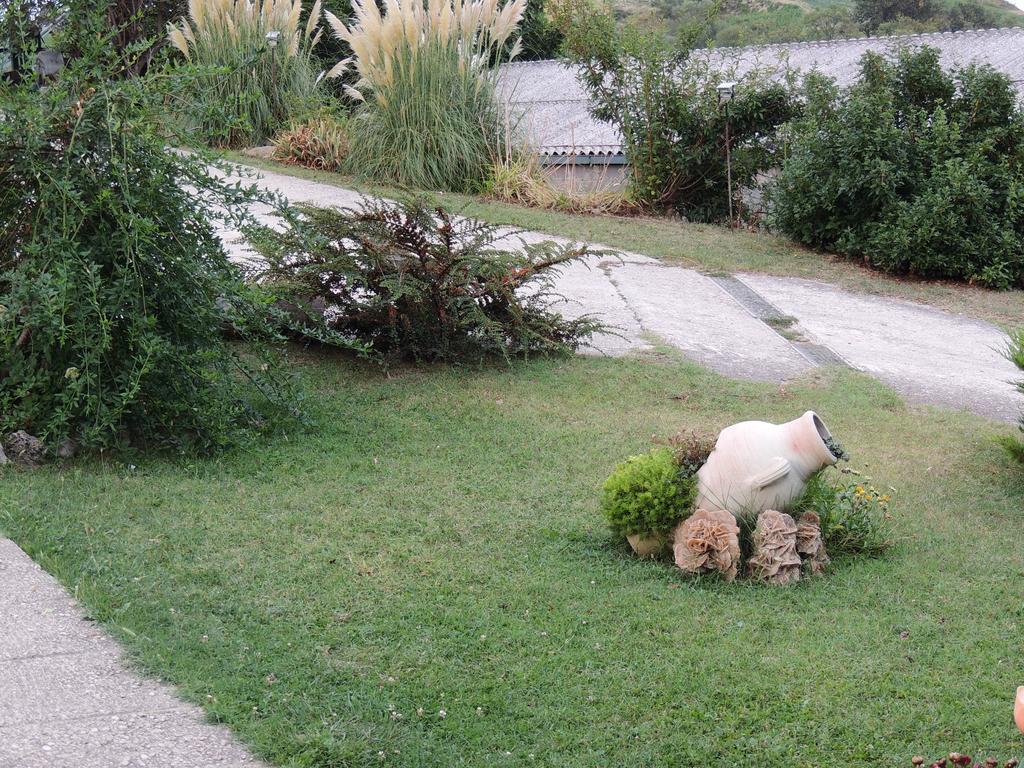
[725,104,733,227]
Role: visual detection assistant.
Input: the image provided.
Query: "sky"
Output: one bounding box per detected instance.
[1008,0,1024,10]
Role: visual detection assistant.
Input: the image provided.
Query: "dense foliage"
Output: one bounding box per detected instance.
[561,8,800,221]
[248,198,603,362]
[602,0,1020,49]
[517,0,563,60]
[326,0,525,192]
[166,0,324,147]
[0,14,290,451]
[601,448,696,538]
[853,0,936,32]
[771,47,1024,289]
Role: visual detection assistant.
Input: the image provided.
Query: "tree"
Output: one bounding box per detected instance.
[560,0,799,221]
[518,0,563,60]
[853,0,935,33]
[944,0,997,31]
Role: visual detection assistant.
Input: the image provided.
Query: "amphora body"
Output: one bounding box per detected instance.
[695,411,840,518]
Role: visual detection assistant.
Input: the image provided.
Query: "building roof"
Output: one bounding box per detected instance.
[497,26,1024,158]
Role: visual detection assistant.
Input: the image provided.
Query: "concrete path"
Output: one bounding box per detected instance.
[0,538,267,768]
[227,162,1021,422]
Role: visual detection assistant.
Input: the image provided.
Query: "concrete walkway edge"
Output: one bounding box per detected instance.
[0,538,268,768]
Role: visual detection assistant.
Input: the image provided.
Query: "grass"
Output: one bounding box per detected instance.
[227,153,1024,331]
[2,350,1024,767]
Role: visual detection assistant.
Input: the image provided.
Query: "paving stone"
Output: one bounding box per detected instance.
[223,162,1023,421]
[0,597,111,662]
[0,651,196,727]
[609,263,813,382]
[547,257,651,357]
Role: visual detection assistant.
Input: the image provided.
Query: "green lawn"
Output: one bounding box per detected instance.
[229,153,1024,331]
[2,351,1023,767]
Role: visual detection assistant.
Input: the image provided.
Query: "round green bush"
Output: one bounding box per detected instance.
[601,448,696,538]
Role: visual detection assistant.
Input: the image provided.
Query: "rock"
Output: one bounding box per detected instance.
[3,430,47,467]
[673,509,741,581]
[795,511,830,574]
[0,443,8,466]
[748,510,802,585]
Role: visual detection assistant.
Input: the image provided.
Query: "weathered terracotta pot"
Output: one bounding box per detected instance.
[627,533,667,558]
[695,411,840,518]
[1015,685,1024,733]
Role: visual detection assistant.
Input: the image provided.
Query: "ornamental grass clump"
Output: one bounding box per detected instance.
[325,0,526,191]
[167,0,324,147]
[273,112,351,170]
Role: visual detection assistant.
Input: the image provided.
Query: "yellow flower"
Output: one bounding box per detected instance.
[881,494,891,503]
[855,485,865,495]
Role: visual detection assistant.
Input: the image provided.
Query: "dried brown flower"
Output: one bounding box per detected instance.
[673,509,741,581]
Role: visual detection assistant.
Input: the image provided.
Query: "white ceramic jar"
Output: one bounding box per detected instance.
[694,410,840,518]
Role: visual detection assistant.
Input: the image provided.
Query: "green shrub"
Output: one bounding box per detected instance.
[791,472,894,556]
[771,47,1024,289]
[273,112,350,171]
[601,448,696,538]
[0,16,292,451]
[247,197,604,362]
[560,5,800,222]
[1001,329,1024,465]
[166,0,324,147]
[325,0,525,192]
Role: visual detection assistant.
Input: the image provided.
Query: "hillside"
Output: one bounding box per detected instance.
[611,0,1024,47]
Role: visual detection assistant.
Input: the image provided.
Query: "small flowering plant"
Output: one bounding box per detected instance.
[790,467,895,556]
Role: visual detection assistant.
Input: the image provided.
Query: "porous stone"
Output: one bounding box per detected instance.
[3,430,47,467]
[673,509,741,581]
[748,510,802,585]
[796,511,830,574]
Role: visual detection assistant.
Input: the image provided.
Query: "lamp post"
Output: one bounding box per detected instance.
[265,30,281,117]
[717,81,736,228]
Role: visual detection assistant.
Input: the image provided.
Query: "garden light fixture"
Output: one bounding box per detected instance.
[717,81,737,226]
[265,30,282,47]
[716,81,736,105]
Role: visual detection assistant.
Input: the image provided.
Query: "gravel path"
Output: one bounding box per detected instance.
[228,163,1020,422]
